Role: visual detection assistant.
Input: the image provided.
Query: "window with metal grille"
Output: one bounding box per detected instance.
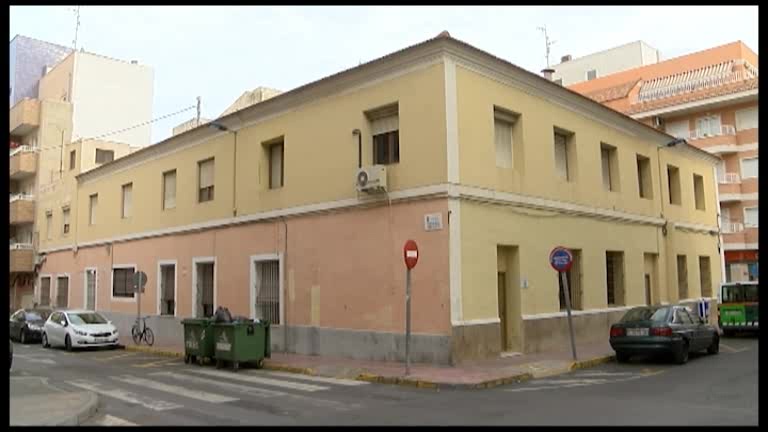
[255,260,280,324]
[198,158,215,203]
[699,256,712,298]
[56,277,69,308]
[40,277,51,306]
[112,267,136,298]
[95,149,114,164]
[160,265,175,315]
[606,251,625,306]
[85,269,96,310]
[677,255,688,300]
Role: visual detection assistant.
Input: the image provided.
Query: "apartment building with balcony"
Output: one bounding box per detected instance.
[33,32,720,363]
[9,36,153,310]
[569,41,758,283]
[10,35,72,107]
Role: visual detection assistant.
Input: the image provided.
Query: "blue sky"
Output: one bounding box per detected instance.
[10,6,759,143]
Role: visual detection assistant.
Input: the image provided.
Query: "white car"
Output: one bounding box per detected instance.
[42,310,119,351]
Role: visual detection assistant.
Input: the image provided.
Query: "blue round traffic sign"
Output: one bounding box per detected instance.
[549,247,573,273]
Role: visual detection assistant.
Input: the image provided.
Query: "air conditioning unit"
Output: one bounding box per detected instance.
[356,165,387,193]
[653,116,664,128]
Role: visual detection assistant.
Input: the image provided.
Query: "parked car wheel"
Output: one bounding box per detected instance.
[673,341,689,364]
[42,333,50,348]
[615,351,630,363]
[707,336,720,355]
[19,331,26,345]
[65,335,73,352]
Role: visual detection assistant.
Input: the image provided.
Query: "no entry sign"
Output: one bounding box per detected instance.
[403,240,419,269]
[549,247,573,273]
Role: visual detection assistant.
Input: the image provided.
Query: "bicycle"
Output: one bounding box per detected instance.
[131,316,155,346]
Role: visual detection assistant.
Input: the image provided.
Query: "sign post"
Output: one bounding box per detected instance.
[134,270,148,321]
[403,240,419,376]
[550,246,578,361]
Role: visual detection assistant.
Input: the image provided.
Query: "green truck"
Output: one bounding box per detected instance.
[718,281,759,336]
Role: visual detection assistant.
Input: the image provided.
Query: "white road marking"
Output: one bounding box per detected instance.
[94,414,138,426]
[132,358,181,368]
[505,385,565,393]
[188,368,329,392]
[150,371,358,411]
[66,380,183,411]
[111,375,239,403]
[536,379,609,385]
[262,371,369,386]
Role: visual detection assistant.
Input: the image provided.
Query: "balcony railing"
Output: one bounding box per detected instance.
[718,173,741,184]
[9,145,35,157]
[9,193,35,202]
[721,222,745,234]
[9,242,33,250]
[638,60,758,103]
[688,125,736,141]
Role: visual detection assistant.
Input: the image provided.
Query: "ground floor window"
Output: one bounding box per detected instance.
[254,260,280,324]
[194,261,215,318]
[39,277,51,306]
[113,267,136,298]
[606,251,625,306]
[56,276,69,308]
[160,264,176,316]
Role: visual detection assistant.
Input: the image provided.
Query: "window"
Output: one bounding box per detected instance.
[40,277,51,306]
[254,260,281,324]
[741,157,758,179]
[667,165,681,205]
[269,140,284,189]
[62,208,70,235]
[601,143,618,191]
[46,213,52,240]
[163,170,176,210]
[69,150,76,170]
[89,194,98,225]
[677,255,688,300]
[494,108,517,169]
[553,130,572,181]
[95,149,114,164]
[606,251,625,306]
[665,120,690,139]
[586,69,598,81]
[735,107,758,131]
[744,207,759,227]
[112,267,136,298]
[159,264,176,316]
[56,276,69,308]
[198,158,215,202]
[696,115,721,137]
[636,154,653,199]
[699,256,712,298]
[121,183,132,219]
[693,174,705,210]
[367,104,399,165]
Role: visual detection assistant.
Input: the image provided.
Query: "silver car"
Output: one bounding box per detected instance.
[42,310,119,351]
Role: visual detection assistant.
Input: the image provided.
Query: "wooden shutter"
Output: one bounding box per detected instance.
[122,184,132,218]
[371,114,398,136]
[89,195,98,225]
[494,119,513,169]
[199,159,214,189]
[164,171,176,209]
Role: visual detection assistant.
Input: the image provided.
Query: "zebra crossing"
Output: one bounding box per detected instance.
[503,369,664,393]
[65,367,370,425]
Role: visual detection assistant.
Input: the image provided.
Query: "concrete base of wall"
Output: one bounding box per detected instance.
[450,322,501,364]
[523,310,627,354]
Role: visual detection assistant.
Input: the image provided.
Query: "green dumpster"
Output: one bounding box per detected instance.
[181,318,215,365]
[213,320,271,371]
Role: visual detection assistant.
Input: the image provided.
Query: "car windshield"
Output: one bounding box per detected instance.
[620,307,670,323]
[25,312,47,321]
[67,312,108,325]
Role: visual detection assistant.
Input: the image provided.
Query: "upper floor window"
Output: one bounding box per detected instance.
[586,69,598,81]
[553,128,574,181]
[69,150,76,170]
[163,170,177,210]
[268,138,285,189]
[366,103,399,165]
[62,208,70,235]
[494,107,518,169]
[744,207,759,227]
[198,158,215,203]
[89,194,98,225]
[735,107,758,131]
[122,183,133,219]
[667,165,681,205]
[46,212,53,240]
[741,157,758,179]
[601,143,619,191]
[665,119,690,139]
[95,149,115,165]
[696,115,721,137]
[693,174,705,211]
[636,154,653,199]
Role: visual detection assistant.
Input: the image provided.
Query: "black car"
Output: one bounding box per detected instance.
[609,305,719,364]
[9,308,52,344]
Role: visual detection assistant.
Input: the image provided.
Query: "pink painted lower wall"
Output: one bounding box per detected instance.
[37,198,452,336]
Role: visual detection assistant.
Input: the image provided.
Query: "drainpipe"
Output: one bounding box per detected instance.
[352,129,362,168]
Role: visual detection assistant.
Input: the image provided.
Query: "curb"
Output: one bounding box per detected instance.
[262,363,316,376]
[47,391,101,426]
[569,354,616,371]
[124,344,184,358]
[355,371,534,390]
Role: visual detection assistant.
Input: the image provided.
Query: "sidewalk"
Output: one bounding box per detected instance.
[10,376,101,426]
[123,333,615,390]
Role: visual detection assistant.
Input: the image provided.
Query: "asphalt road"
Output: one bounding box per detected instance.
[9,335,758,426]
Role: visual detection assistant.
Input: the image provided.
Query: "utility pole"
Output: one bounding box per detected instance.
[537,26,556,68]
[196,96,201,127]
[70,6,82,50]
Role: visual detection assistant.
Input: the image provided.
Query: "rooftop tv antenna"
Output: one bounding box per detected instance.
[69,6,81,50]
[537,26,556,68]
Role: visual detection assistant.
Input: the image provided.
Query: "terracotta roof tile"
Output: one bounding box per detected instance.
[627,78,758,114]
[584,79,641,103]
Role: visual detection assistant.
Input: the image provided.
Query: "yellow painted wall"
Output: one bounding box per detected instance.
[71,62,447,244]
[658,149,719,227]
